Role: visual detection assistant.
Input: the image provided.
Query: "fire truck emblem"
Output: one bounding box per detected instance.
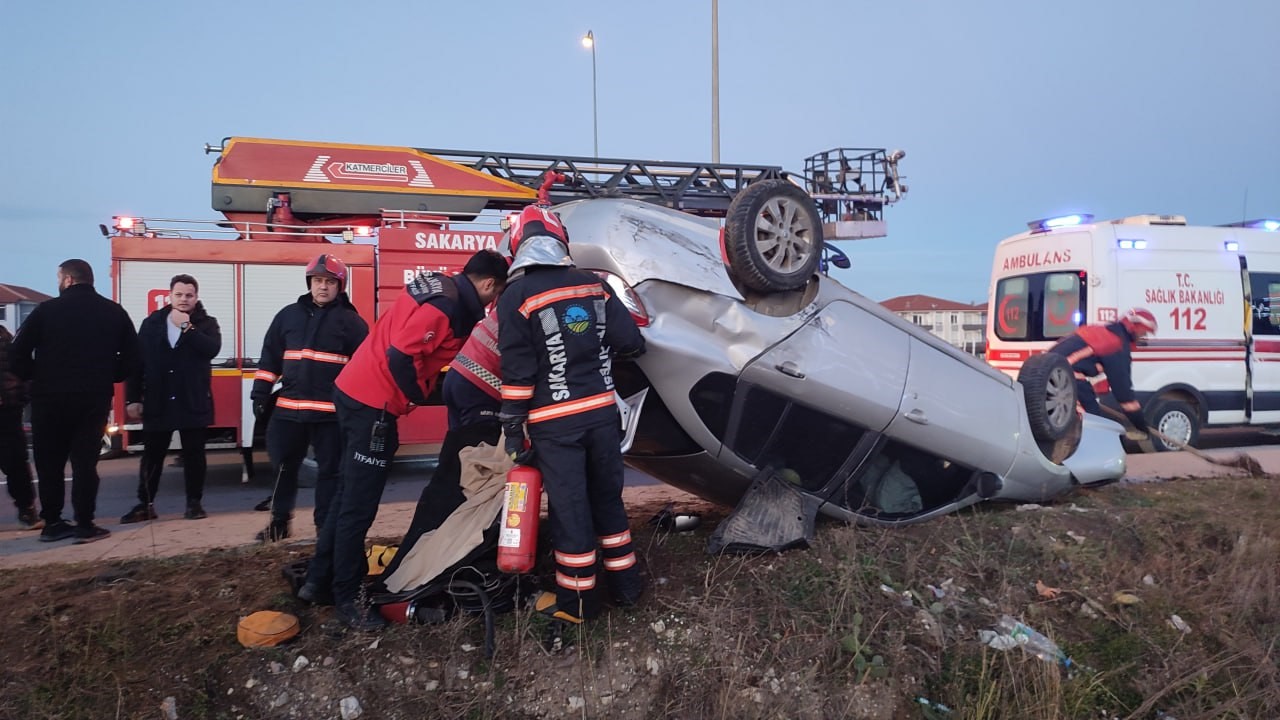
[304,155,435,188]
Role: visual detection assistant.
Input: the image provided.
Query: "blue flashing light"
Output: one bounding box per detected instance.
[1225,240,1240,252]
[1072,310,1082,325]
[1118,239,1149,250]
[1262,220,1280,232]
[1135,239,1148,249]
[1027,213,1094,232]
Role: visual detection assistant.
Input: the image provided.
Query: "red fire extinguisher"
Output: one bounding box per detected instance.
[497,463,542,573]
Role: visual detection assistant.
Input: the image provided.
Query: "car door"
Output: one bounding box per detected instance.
[737,299,910,434]
[882,336,1020,477]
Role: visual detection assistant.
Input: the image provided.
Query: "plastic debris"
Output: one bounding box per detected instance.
[160,697,178,720]
[1066,530,1086,544]
[1015,503,1046,512]
[988,615,1071,666]
[1167,614,1191,634]
[1142,574,1157,586]
[916,696,953,717]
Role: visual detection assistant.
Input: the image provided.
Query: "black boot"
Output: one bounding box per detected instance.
[256,516,290,543]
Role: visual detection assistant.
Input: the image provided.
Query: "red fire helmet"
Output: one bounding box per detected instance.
[305,254,349,291]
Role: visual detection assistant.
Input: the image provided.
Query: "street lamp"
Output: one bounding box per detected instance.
[711,0,720,163]
[582,30,598,158]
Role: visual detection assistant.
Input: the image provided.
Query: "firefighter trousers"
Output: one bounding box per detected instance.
[0,407,35,511]
[533,421,641,621]
[307,390,399,608]
[265,418,341,530]
[137,428,208,505]
[31,394,109,526]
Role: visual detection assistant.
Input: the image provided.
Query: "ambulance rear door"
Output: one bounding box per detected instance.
[1114,226,1247,425]
[1243,242,1280,424]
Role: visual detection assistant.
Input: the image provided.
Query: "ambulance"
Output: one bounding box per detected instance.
[985,213,1280,450]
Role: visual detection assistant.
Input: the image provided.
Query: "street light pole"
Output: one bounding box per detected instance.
[711,0,720,164]
[582,30,598,158]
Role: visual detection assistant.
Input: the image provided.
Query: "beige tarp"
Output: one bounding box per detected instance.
[381,442,513,593]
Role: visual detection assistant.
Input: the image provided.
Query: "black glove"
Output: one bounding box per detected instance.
[503,422,534,465]
[1125,410,1148,434]
[252,399,268,420]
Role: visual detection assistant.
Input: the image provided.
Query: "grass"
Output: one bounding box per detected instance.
[1,479,1279,718]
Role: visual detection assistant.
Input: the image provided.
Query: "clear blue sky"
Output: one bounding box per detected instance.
[3,1,1277,304]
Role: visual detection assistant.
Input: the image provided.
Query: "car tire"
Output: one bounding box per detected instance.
[1017,353,1077,441]
[1147,398,1200,452]
[724,179,823,292]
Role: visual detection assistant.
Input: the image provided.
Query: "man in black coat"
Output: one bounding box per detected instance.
[120,274,222,522]
[0,325,40,529]
[11,259,139,544]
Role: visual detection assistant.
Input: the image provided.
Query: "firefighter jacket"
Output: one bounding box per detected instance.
[0,325,28,409]
[1049,321,1139,404]
[10,283,138,400]
[497,265,645,438]
[336,271,486,417]
[448,312,501,401]
[251,292,368,422]
[126,302,222,431]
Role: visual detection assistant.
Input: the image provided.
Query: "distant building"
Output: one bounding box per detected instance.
[881,294,986,355]
[0,283,52,334]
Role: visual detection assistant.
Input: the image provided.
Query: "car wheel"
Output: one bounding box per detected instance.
[1017,353,1077,441]
[724,179,823,292]
[1147,398,1200,452]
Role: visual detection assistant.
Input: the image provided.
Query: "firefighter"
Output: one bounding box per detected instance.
[120,274,222,523]
[11,259,139,544]
[381,312,505,578]
[497,204,646,626]
[250,255,369,542]
[1048,306,1158,437]
[298,249,508,631]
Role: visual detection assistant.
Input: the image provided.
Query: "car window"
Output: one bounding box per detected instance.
[838,438,976,517]
[690,372,737,443]
[1249,273,1280,336]
[727,385,865,492]
[994,271,1087,341]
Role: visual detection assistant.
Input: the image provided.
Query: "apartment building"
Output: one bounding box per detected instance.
[880,293,986,355]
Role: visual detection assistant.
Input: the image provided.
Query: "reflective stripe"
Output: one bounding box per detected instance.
[502,384,534,400]
[275,398,337,412]
[1065,348,1095,365]
[555,571,596,590]
[455,355,502,392]
[253,370,279,382]
[599,529,632,548]
[603,553,637,571]
[554,549,597,568]
[528,391,615,424]
[518,284,607,318]
[283,349,350,364]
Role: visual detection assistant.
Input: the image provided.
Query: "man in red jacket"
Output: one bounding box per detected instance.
[299,249,508,630]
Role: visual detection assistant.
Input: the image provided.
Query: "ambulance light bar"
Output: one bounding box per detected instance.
[1117,239,1148,250]
[1027,214,1093,232]
[1219,218,1280,232]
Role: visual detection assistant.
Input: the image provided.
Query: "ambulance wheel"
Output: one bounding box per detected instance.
[724,179,823,292]
[1017,353,1077,441]
[1147,399,1200,452]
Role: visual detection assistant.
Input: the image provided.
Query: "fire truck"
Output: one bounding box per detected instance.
[104,137,907,456]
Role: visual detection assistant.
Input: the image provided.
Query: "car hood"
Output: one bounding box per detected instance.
[554,198,746,301]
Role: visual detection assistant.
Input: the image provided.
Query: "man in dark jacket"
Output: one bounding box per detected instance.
[251,255,368,542]
[0,325,40,529]
[11,259,138,544]
[298,249,508,631]
[120,274,222,523]
[497,205,646,626]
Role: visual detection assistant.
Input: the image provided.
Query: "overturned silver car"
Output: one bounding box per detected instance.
[555,181,1126,527]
